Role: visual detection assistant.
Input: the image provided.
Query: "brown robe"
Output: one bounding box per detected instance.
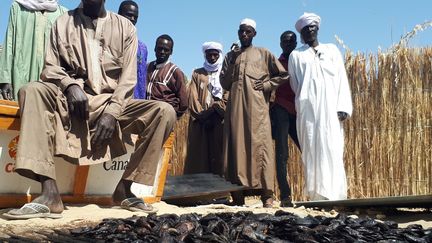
[220,46,288,191]
[184,68,227,175]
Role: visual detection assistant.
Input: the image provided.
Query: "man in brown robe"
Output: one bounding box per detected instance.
[3,0,176,219]
[221,18,289,207]
[184,42,227,175]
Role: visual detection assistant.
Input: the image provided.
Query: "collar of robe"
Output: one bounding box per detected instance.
[155,60,171,69]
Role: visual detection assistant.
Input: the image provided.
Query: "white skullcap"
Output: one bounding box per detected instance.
[240,18,256,30]
[202,41,223,54]
[295,12,321,33]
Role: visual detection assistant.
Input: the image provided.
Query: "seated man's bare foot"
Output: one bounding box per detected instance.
[3,195,64,220]
[31,195,64,213]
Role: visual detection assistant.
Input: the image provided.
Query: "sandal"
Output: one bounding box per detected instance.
[120,197,158,213]
[3,203,62,220]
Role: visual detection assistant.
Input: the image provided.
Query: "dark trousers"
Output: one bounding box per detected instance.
[270,104,300,200]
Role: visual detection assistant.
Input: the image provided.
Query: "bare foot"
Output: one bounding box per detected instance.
[31,195,64,213]
[263,197,274,208]
[112,179,134,203]
[36,177,64,213]
[9,177,64,215]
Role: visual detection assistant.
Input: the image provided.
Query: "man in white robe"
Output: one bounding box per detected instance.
[288,13,353,200]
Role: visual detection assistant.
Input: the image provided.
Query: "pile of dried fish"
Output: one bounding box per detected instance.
[4,210,432,242]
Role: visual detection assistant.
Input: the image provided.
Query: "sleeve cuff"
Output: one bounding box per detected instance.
[104,102,122,119]
[213,104,225,117]
[59,77,77,92]
[263,81,272,93]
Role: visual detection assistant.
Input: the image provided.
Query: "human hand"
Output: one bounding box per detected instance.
[203,112,220,130]
[337,111,348,121]
[230,42,240,51]
[253,80,264,91]
[92,113,117,149]
[197,107,215,122]
[229,43,241,63]
[0,83,13,100]
[65,84,89,120]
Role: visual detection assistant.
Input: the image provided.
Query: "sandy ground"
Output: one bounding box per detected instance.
[0,199,431,238]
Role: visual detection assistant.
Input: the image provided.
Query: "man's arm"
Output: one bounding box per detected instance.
[141,43,148,87]
[333,45,353,118]
[187,71,207,120]
[41,22,83,92]
[213,89,229,118]
[135,42,148,99]
[103,27,138,119]
[288,52,299,97]
[173,68,188,117]
[92,24,138,148]
[262,51,289,92]
[219,52,235,91]
[40,20,89,119]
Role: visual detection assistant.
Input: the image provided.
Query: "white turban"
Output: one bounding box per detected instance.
[202,41,223,54]
[240,18,256,30]
[295,12,321,33]
[15,0,58,11]
[202,41,224,99]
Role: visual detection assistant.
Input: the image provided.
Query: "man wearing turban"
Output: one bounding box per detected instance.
[288,13,353,200]
[221,18,289,207]
[184,41,227,176]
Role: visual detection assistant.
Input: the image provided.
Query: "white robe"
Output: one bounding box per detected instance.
[288,43,353,200]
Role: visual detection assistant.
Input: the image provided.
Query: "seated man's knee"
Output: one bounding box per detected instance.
[158,102,176,124]
[18,82,45,101]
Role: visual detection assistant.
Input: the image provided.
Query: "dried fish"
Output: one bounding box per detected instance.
[3,210,431,243]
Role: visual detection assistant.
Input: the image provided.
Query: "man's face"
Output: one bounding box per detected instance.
[280,33,297,55]
[205,49,220,64]
[300,24,319,44]
[155,38,173,64]
[81,0,105,17]
[238,25,256,48]
[119,4,139,26]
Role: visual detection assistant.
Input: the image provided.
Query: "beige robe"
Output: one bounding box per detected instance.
[220,46,288,191]
[184,68,227,175]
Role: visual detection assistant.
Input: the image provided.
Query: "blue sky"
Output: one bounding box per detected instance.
[1,0,431,79]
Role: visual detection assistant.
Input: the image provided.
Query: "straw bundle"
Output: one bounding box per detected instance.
[342,47,431,199]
